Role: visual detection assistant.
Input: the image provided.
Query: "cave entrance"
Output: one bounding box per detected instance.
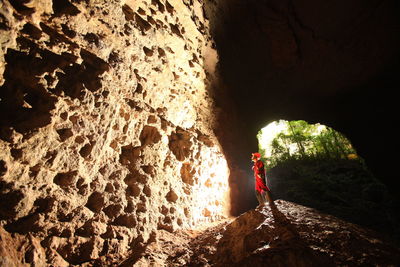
[255,120,396,236]
[256,119,358,169]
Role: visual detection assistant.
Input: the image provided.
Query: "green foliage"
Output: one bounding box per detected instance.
[258,120,359,171]
[267,158,399,242]
[257,120,400,243]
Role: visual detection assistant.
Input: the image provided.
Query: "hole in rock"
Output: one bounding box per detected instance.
[209,0,400,222]
[257,120,358,165]
[242,119,396,234]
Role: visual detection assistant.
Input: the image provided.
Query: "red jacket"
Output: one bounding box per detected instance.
[253,160,270,192]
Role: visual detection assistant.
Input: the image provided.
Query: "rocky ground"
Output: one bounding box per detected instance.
[1,199,399,266]
[120,199,400,267]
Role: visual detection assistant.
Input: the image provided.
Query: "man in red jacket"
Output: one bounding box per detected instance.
[252,152,273,205]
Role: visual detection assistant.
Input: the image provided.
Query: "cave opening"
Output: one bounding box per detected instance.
[206,0,400,217]
[229,118,366,215]
[255,119,397,237]
[257,119,358,164]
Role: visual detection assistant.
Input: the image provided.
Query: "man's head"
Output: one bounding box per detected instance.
[252,152,261,162]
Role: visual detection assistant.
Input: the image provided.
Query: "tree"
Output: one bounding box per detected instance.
[258,120,358,170]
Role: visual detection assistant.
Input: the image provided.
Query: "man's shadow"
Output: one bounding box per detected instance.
[269,201,300,238]
[262,201,334,266]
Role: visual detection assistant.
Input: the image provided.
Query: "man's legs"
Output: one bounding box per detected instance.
[263,189,273,203]
[255,190,264,205]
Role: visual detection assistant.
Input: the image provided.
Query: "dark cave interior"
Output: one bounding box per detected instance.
[207,0,400,214]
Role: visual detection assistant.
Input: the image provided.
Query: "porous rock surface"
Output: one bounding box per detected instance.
[0,0,230,265]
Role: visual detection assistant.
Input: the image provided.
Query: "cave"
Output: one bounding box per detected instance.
[208,0,400,215]
[0,0,399,266]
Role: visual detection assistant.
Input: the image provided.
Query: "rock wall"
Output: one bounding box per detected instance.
[0,0,230,265]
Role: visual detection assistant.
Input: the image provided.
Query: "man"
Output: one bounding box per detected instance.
[252,152,273,205]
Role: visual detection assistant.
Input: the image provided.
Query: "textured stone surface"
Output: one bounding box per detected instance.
[0,226,48,267]
[0,0,230,265]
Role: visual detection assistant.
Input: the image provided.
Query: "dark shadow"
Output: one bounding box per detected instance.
[262,202,335,266]
[269,202,300,239]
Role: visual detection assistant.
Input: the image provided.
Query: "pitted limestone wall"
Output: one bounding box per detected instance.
[0,0,229,265]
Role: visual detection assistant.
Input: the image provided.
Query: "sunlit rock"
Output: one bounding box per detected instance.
[0,0,230,264]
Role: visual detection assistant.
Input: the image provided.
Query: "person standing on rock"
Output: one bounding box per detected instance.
[252,152,273,205]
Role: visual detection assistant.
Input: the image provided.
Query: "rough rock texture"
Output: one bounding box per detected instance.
[124,200,400,266]
[0,226,47,267]
[0,0,230,265]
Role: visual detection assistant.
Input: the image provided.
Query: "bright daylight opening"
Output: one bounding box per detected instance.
[257,120,358,169]
[254,119,396,241]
